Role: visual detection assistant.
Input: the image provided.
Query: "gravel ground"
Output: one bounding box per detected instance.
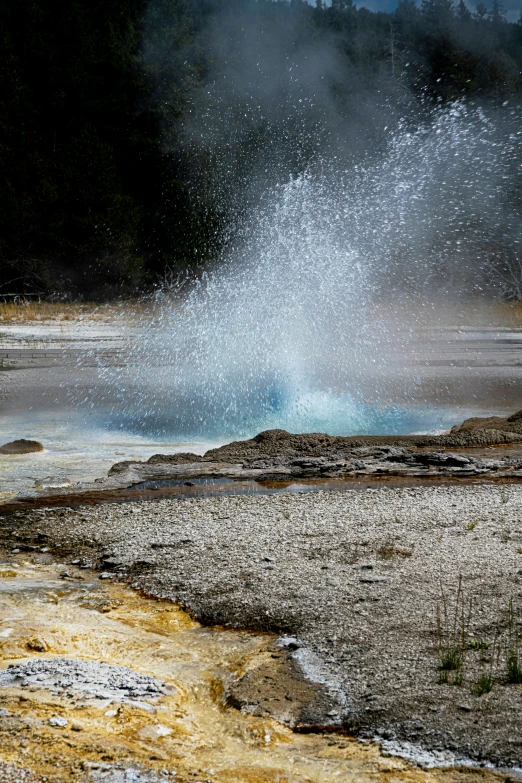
[0,761,43,782]
[4,485,522,769]
[0,659,168,705]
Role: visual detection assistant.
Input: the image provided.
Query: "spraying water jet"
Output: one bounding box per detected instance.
[78,102,522,442]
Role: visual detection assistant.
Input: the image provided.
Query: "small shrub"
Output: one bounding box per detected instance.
[469,639,491,652]
[466,521,478,531]
[440,647,464,671]
[471,673,494,696]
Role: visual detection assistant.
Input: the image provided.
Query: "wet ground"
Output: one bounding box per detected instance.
[0,553,511,783]
[5,486,522,776]
[2,315,522,499]
[2,473,522,514]
[3,313,522,781]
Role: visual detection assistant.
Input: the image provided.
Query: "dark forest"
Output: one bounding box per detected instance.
[1,0,521,299]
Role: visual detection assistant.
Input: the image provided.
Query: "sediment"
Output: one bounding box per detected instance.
[4,484,522,771]
[5,409,522,774]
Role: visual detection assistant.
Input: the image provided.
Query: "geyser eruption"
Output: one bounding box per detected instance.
[90,102,522,440]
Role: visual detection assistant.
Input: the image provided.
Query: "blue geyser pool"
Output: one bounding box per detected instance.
[82,102,522,441]
[91,394,456,441]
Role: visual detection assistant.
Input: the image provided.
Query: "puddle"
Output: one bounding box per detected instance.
[5,473,522,515]
[0,556,509,783]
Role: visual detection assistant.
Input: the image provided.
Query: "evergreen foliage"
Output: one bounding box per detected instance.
[0,0,521,298]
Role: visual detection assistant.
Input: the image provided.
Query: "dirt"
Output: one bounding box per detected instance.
[4,486,522,775]
[0,555,507,783]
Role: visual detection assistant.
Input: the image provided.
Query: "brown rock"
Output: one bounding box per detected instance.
[451,408,522,435]
[26,636,49,652]
[226,646,341,728]
[0,439,44,455]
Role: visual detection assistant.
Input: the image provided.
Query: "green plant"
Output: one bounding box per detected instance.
[471,673,494,696]
[506,599,522,684]
[436,576,472,676]
[469,639,491,651]
[439,669,464,686]
[466,521,478,531]
[452,670,464,686]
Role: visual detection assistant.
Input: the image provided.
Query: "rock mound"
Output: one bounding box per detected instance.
[0,658,167,703]
[203,420,522,462]
[108,407,522,476]
[0,439,44,455]
[451,407,522,435]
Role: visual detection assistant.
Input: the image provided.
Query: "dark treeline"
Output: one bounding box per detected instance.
[1,0,522,298]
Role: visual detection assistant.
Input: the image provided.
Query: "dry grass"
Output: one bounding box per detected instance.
[495,301,522,327]
[0,300,142,323]
[3,295,522,326]
[375,536,413,559]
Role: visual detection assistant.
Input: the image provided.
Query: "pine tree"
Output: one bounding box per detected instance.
[474,2,488,21]
[456,0,471,21]
[421,0,455,21]
[331,0,354,11]
[396,0,418,14]
[490,0,506,24]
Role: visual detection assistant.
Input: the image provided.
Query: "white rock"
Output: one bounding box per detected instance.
[49,716,68,727]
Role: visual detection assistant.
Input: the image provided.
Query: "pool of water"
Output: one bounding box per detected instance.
[2,317,520,500]
[0,401,511,502]
[0,410,220,499]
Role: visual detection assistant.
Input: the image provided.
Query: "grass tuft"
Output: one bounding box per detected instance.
[468,639,491,652]
[436,576,472,677]
[470,673,494,696]
[376,537,413,560]
[506,599,522,684]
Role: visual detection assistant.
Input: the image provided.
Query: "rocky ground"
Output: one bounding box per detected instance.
[5,410,522,512]
[4,483,522,773]
[0,554,500,783]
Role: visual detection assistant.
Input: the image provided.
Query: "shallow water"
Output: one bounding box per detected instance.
[0,410,217,499]
[0,403,502,501]
[0,556,510,783]
[1,316,521,499]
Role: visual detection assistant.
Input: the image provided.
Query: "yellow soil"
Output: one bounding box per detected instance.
[0,558,511,783]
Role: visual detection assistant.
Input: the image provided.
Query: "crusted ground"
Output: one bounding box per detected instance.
[0,556,506,783]
[3,485,522,771]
